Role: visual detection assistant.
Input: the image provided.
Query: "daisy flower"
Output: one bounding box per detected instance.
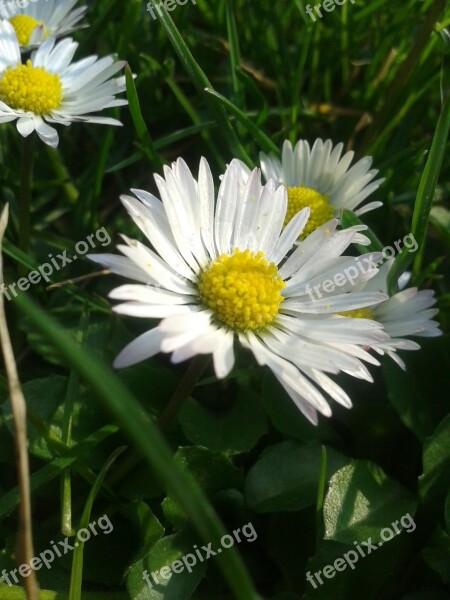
[0,21,126,147]
[245,138,384,245]
[341,260,441,369]
[2,0,87,50]
[89,158,390,424]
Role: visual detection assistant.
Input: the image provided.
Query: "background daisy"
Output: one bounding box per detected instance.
[3,0,87,50]
[89,158,390,424]
[0,20,126,147]
[345,260,442,369]
[256,138,384,245]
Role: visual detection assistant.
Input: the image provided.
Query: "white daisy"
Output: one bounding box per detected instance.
[1,0,87,50]
[0,20,126,147]
[341,260,441,369]
[247,138,384,245]
[89,158,391,425]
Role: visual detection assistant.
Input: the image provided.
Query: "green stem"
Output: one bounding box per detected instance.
[18,136,34,258]
[108,355,211,486]
[157,355,211,431]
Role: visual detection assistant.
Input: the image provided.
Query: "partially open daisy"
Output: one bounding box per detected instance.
[3,0,87,50]
[253,139,384,245]
[0,21,126,147]
[341,261,441,369]
[89,158,390,424]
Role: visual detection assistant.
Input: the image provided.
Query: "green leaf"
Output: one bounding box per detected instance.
[179,387,268,454]
[2,376,67,459]
[419,414,450,509]
[401,590,450,600]
[122,501,165,559]
[324,461,417,544]
[303,531,413,600]
[244,441,348,513]
[12,292,260,600]
[262,372,337,443]
[162,447,243,529]
[383,337,450,440]
[204,88,278,155]
[125,65,161,167]
[422,527,450,584]
[126,531,207,600]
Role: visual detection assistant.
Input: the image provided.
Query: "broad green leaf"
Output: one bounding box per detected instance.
[162,447,243,529]
[179,387,268,454]
[244,441,348,513]
[402,591,450,600]
[422,527,450,584]
[2,376,67,459]
[262,373,337,443]
[383,337,450,440]
[126,531,207,600]
[419,414,450,509]
[122,501,165,559]
[303,531,413,600]
[324,461,417,544]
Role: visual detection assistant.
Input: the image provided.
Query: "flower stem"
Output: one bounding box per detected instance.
[18,136,34,258]
[107,355,211,487]
[157,354,211,431]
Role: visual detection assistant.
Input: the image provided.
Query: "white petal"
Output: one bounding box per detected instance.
[114,328,164,368]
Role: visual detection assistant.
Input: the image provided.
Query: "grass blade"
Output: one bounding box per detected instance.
[69,447,125,600]
[388,94,450,293]
[13,292,261,600]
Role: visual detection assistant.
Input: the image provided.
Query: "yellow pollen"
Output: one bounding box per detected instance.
[0,60,62,115]
[9,15,48,46]
[198,248,285,331]
[337,308,374,319]
[286,187,334,237]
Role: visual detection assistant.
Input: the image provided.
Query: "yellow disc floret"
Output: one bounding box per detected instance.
[286,187,334,236]
[9,15,48,46]
[198,248,285,331]
[337,308,374,319]
[0,60,62,115]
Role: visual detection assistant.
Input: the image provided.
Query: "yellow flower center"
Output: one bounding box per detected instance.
[9,15,48,46]
[286,187,334,236]
[198,248,285,331]
[0,60,62,115]
[337,308,374,319]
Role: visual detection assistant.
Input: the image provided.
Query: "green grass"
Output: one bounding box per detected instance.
[0,0,449,599]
